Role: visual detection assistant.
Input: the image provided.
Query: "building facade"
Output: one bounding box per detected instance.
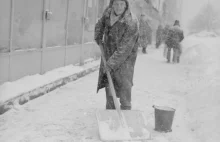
[0,0,108,84]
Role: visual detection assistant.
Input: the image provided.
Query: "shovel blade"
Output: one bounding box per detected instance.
[96,110,151,141]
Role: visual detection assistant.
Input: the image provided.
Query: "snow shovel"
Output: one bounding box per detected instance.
[96,44,151,141]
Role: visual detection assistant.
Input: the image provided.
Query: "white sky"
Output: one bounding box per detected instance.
[181,0,220,32]
[181,0,207,32]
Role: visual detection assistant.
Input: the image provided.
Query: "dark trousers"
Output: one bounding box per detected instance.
[173,47,181,63]
[167,47,181,63]
[105,83,131,110]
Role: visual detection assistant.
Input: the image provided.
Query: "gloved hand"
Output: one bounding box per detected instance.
[99,43,112,74]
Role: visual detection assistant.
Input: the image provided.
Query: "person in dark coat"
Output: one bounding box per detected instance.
[139,14,149,54]
[94,0,139,110]
[156,24,163,48]
[165,20,184,63]
[162,24,171,58]
[146,19,152,48]
[139,14,151,54]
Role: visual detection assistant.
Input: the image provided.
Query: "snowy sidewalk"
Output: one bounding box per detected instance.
[0,59,101,115]
[0,36,219,142]
[0,47,198,142]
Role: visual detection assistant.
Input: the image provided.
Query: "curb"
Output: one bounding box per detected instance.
[0,61,100,115]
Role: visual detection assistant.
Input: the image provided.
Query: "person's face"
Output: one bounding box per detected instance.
[112,0,126,16]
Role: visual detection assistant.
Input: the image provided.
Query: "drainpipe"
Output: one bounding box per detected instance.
[64,0,70,66]
[80,0,87,65]
[40,0,47,74]
[9,0,14,53]
[8,0,14,81]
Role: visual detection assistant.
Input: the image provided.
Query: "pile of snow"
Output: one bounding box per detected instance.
[180,36,220,79]
[181,43,212,65]
[0,59,100,103]
[194,31,218,37]
[181,36,220,66]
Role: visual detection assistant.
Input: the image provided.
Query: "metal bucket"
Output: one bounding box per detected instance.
[153,105,175,133]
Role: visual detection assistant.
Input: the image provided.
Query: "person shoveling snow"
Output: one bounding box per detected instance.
[94,0,151,141]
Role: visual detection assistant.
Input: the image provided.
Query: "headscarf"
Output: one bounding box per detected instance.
[103,0,135,25]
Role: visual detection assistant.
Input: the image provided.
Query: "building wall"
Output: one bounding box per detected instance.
[0,0,109,85]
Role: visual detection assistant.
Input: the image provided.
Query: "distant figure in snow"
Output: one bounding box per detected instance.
[145,19,152,49]
[162,24,171,58]
[165,20,184,63]
[138,14,148,54]
[156,24,163,48]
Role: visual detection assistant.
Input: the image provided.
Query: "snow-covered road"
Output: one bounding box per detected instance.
[0,36,219,142]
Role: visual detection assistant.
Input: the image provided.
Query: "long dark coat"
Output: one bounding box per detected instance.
[138,16,151,47]
[156,25,163,46]
[94,0,139,93]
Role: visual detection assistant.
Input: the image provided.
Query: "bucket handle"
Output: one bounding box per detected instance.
[152,105,176,112]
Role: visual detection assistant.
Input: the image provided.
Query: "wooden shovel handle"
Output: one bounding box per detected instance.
[98,44,125,120]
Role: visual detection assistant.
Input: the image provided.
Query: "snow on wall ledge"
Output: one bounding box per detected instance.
[0,59,100,115]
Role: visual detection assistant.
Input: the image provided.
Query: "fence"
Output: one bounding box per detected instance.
[0,0,109,85]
